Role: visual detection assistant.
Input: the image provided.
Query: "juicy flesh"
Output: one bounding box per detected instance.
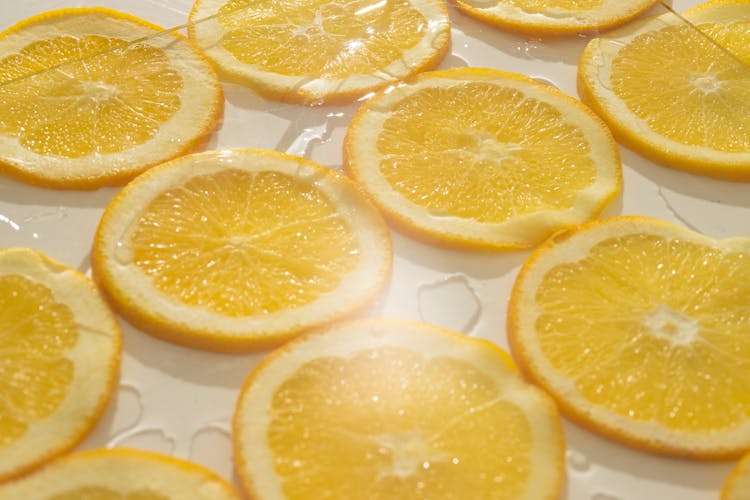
[217,0,427,78]
[268,347,532,498]
[0,35,182,158]
[534,234,750,431]
[377,83,597,223]
[610,22,750,152]
[128,169,360,317]
[48,487,168,500]
[0,275,76,446]
[506,0,603,12]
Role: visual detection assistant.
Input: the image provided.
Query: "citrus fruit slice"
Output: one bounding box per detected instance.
[578,0,750,180]
[722,451,750,499]
[451,0,660,37]
[0,448,242,499]
[0,8,223,189]
[344,67,622,250]
[187,0,450,104]
[0,248,120,481]
[508,216,750,458]
[233,318,564,499]
[92,149,392,352]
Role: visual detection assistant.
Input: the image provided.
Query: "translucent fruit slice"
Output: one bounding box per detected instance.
[188,0,451,104]
[233,318,564,499]
[345,67,622,250]
[0,8,223,189]
[508,216,750,458]
[578,0,750,180]
[0,248,120,481]
[0,448,242,499]
[92,149,392,352]
[451,0,660,37]
[722,451,750,499]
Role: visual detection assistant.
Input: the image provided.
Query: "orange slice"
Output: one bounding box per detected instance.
[345,67,621,250]
[0,8,223,189]
[92,149,392,352]
[0,248,120,481]
[578,0,750,180]
[188,0,451,104]
[509,216,750,458]
[0,448,241,498]
[722,451,750,499]
[233,318,564,499]
[451,0,660,37]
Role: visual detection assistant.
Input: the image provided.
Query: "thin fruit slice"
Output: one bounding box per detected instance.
[0,448,242,499]
[344,67,621,250]
[451,0,660,37]
[0,248,120,481]
[0,8,223,189]
[578,0,750,180]
[234,318,564,499]
[92,149,392,352]
[188,0,450,104]
[722,452,750,500]
[508,216,750,458]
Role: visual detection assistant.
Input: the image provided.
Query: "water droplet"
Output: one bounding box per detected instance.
[567,450,591,473]
[417,275,481,334]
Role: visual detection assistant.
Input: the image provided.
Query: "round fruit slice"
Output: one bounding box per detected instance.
[451,0,660,37]
[344,67,621,250]
[508,216,750,458]
[188,0,450,104]
[0,448,242,499]
[578,0,750,180]
[722,451,750,500]
[0,8,223,189]
[92,149,392,352]
[0,248,120,481]
[234,318,564,499]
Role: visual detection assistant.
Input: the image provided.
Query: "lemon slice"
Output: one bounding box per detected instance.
[233,318,564,499]
[92,149,392,352]
[0,8,223,189]
[508,216,750,458]
[188,0,450,104]
[344,67,621,250]
[452,0,660,37]
[578,0,750,180]
[0,448,242,498]
[0,248,120,481]
[722,451,750,499]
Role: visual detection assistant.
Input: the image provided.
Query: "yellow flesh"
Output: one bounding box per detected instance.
[377,83,597,222]
[128,169,360,316]
[534,234,750,431]
[217,0,426,78]
[0,275,76,446]
[0,35,181,158]
[49,487,168,500]
[506,0,603,12]
[268,346,532,498]
[610,22,750,152]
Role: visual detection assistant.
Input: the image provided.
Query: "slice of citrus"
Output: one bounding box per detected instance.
[0,448,242,499]
[578,0,750,180]
[0,8,223,189]
[722,451,750,499]
[187,0,450,104]
[508,216,750,459]
[92,149,392,352]
[344,67,621,250]
[451,0,660,37]
[0,248,120,481]
[233,318,564,499]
